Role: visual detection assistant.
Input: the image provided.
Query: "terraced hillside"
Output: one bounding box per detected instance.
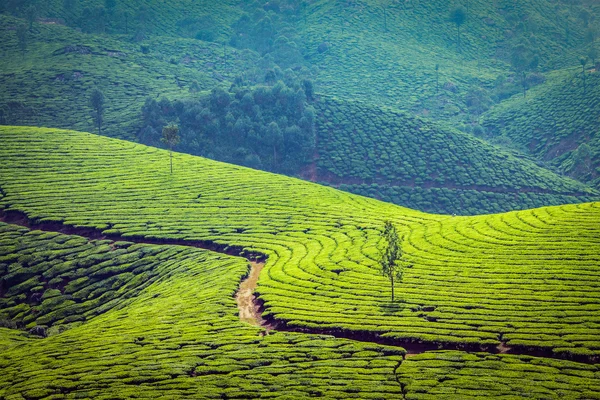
[2,2,600,217]
[0,126,599,398]
[482,69,600,189]
[0,14,254,139]
[312,96,599,214]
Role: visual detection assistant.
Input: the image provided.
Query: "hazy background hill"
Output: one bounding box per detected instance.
[1,0,599,214]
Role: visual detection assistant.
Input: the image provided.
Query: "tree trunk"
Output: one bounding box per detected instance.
[456,25,460,53]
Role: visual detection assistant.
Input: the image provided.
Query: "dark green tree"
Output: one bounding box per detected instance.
[303,79,314,101]
[510,42,539,97]
[26,5,37,31]
[16,24,27,57]
[579,56,588,94]
[105,0,116,11]
[435,64,440,93]
[588,46,598,69]
[161,123,180,174]
[89,88,105,135]
[379,221,410,302]
[265,121,283,168]
[450,6,466,53]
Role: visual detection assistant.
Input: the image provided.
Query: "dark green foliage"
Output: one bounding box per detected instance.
[229,0,304,68]
[15,24,27,56]
[510,39,540,97]
[138,78,316,174]
[314,97,598,215]
[482,71,600,189]
[89,88,105,135]
[161,123,180,174]
[449,6,466,52]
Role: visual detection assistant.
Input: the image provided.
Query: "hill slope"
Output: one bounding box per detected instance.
[482,68,600,189]
[0,126,599,398]
[0,14,254,139]
[312,96,598,214]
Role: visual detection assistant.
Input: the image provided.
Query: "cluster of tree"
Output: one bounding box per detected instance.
[229,0,308,68]
[137,76,316,174]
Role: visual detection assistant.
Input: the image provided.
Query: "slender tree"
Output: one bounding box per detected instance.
[579,56,587,94]
[161,123,180,174]
[89,88,105,135]
[26,5,37,31]
[450,6,466,53]
[435,64,440,93]
[16,24,27,57]
[379,221,410,302]
[588,46,598,69]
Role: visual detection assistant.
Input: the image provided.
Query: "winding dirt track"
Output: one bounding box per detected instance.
[1,209,596,365]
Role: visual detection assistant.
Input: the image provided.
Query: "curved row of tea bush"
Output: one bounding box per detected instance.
[0,126,599,362]
[0,222,409,399]
[0,222,193,332]
[0,126,599,398]
[398,351,600,399]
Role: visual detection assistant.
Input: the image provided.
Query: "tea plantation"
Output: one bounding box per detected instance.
[0,126,599,398]
[482,69,600,189]
[0,13,253,139]
[3,2,600,216]
[313,96,599,214]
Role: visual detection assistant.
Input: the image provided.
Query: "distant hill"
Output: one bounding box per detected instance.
[311,96,599,214]
[482,68,600,189]
[1,0,599,215]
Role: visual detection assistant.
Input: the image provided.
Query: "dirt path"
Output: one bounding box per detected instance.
[235,261,277,331]
[1,208,596,364]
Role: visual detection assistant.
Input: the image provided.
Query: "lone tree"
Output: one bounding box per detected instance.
[89,88,105,135]
[379,221,410,302]
[161,123,180,174]
[579,56,588,94]
[16,25,27,57]
[450,6,466,53]
[510,42,539,98]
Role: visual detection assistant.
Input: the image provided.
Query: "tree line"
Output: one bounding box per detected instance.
[137,75,316,174]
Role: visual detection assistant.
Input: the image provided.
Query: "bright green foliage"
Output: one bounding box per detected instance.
[0,222,177,331]
[0,126,599,397]
[379,221,407,302]
[482,70,600,189]
[398,351,600,399]
[161,123,180,174]
[0,224,407,399]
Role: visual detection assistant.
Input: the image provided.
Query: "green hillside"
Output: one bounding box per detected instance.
[0,126,599,398]
[2,1,600,215]
[482,68,600,189]
[0,14,254,139]
[312,96,598,214]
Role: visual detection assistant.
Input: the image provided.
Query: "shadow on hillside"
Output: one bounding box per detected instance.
[378,300,405,315]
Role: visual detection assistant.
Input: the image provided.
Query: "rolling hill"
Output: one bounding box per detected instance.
[482,68,600,189]
[2,0,600,216]
[0,126,599,398]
